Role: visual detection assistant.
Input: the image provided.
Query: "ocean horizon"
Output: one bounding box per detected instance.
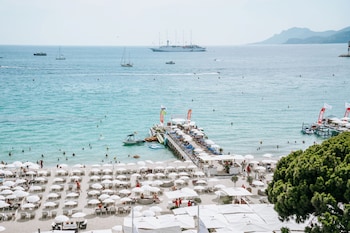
[0,44,349,167]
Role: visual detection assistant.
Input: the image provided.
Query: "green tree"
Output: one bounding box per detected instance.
[266,132,350,232]
[231,175,238,187]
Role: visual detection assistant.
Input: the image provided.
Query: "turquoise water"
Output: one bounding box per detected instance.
[0,44,349,166]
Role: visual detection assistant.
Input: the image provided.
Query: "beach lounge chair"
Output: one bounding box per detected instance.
[79,219,87,229]
[42,211,48,219]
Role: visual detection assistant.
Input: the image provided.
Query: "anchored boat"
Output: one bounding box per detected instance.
[123,133,145,146]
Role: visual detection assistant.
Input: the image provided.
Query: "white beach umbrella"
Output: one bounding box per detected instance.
[0,201,10,208]
[102,198,115,204]
[29,185,42,192]
[90,175,101,181]
[71,212,86,218]
[101,189,114,194]
[43,201,57,208]
[119,189,131,195]
[91,183,103,190]
[55,214,69,223]
[50,184,62,191]
[22,203,36,209]
[13,190,29,198]
[47,192,60,199]
[0,189,13,195]
[98,194,110,201]
[88,199,100,205]
[252,180,265,187]
[26,195,40,203]
[64,200,77,207]
[66,192,79,198]
[263,153,273,158]
[3,181,16,187]
[88,190,100,196]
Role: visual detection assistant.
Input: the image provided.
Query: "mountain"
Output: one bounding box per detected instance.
[258,26,350,44]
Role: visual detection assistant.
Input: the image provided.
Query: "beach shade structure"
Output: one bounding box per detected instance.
[43,201,57,208]
[116,175,128,180]
[88,190,100,196]
[165,187,198,199]
[110,194,121,201]
[263,153,273,158]
[47,192,60,199]
[119,197,132,204]
[0,201,10,209]
[196,179,207,185]
[0,189,13,195]
[112,225,123,233]
[53,177,65,183]
[22,203,36,210]
[55,214,69,223]
[29,185,43,192]
[13,190,29,198]
[193,185,206,192]
[91,183,103,190]
[34,177,47,183]
[158,214,196,229]
[221,187,252,198]
[200,214,229,229]
[50,184,63,191]
[102,174,113,180]
[3,180,16,187]
[142,210,155,217]
[252,180,265,187]
[64,200,78,208]
[71,212,86,219]
[26,194,40,203]
[90,175,101,182]
[98,194,110,201]
[15,178,27,185]
[255,166,266,173]
[214,184,226,190]
[103,198,116,205]
[149,206,162,213]
[119,189,131,196]
[245,154,255,160]
[87,199,100,206]
[101,189,114,195]
[66,192,79,198]
[193,171,205,177]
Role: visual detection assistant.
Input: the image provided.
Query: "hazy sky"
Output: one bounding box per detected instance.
[1,0,349,46]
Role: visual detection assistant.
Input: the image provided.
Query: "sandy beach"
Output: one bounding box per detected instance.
[0,158,272,233]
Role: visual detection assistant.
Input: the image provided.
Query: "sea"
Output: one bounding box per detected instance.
[0,44,349,167]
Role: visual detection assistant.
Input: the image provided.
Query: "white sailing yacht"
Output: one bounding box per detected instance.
[120,48,133,67]
[56,47,66,60]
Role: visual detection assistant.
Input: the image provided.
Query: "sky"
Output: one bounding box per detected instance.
[0,0,349,46]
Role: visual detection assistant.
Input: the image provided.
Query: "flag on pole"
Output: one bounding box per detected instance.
[324,103,332,110]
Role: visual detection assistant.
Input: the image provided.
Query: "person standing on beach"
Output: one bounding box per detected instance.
[76,180,81,193]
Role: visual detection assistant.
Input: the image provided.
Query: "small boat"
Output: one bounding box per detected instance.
[123,133,145,146]
[56,47,66,60]
[33,52,47,56]
[148,144,165,149]
[165,61,175,65]
[120,48,133,67]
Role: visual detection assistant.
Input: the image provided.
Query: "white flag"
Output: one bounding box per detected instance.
[345,102,350,109]
[324,103,332,110]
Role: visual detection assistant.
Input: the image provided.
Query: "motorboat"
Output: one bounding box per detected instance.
[150,40,206,52]
[123,133,145,146]
[165,61,175,64]
[33,52,47,56]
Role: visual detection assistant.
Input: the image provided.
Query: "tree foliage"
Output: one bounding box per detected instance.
[266,132,350,232]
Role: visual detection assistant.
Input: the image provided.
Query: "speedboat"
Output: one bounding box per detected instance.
[165,61,175,64]
[123,133,145,146]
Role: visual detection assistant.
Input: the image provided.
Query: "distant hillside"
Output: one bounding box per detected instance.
[258,26,350,44]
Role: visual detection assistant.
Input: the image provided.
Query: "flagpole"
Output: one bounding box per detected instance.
[197,205,199,233]
[132,206,134,233]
